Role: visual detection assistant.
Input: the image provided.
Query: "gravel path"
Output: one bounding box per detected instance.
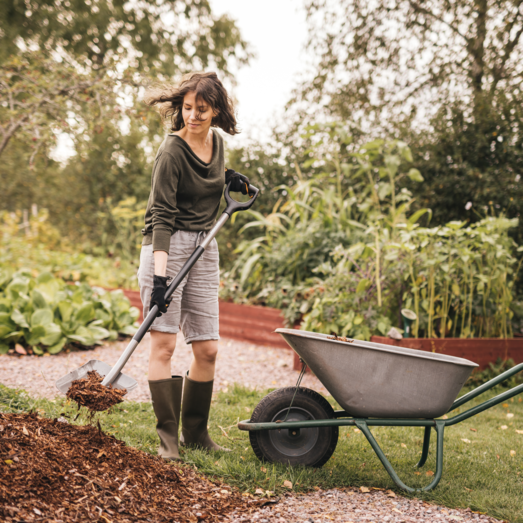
[228,488,504,523]
[0,334,328,402]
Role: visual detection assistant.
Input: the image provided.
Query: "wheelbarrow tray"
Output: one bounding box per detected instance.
[276,328,478,418]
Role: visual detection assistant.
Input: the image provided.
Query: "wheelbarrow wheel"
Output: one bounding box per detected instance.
[249,387,338,467]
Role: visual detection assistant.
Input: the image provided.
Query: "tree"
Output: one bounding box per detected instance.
[289,0,523,243]
[0,53,114,163]
[297,0,523,129]
[0,0,251,77]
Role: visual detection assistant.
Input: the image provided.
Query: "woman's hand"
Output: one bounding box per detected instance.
[151,275,170,316]
[225,168,250,195]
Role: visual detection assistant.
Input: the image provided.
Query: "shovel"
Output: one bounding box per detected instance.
[55,182,259,395]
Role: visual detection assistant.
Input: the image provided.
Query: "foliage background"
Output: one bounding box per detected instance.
[1,0,523,341]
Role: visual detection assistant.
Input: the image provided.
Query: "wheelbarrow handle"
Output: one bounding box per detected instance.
[101,183,260,387]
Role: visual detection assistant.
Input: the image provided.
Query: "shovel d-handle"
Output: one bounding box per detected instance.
[100,182,259,388]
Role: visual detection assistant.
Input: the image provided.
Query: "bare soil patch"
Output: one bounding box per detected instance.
[0,412,259,522]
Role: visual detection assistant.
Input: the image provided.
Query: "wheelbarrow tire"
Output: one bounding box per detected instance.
[249,387,338,468]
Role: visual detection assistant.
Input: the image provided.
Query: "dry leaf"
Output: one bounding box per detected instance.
[426,471,434,476]
[386,490,396,497]
[496,454,500,460]
[260,467,267,473]
[503,403,509,408]
[516,430,523,435]
[22,427,29,436]
[283,480,293,489]
[4,460,13,465]
[464,487,472,492]
[33,508,42,516]
[501,425,508,430]
[414,471,421,476]
[507,413,514,419]
[359,486,370,493]
[461,438,471,444]
[441,415,448,419]
[470,428,477,432]
[400,443,407,448]
[15,344,27,355]
[255,488,264,495]
[510,450,516,457]
[392,508,403,514]
[354,428,361,433]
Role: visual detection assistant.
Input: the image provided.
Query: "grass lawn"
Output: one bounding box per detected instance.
[1,383,522,522]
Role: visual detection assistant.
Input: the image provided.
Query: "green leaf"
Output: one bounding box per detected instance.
[40,323,63,346]
[32,345,44,355]
[58,301,73,322]
[69,326,95,346]
[11,309,29,329]
[356,279,370,293]
[407,168,424,182]
[74,303,95,325]
[0,312,13,325]
[26,325,46,346]
[88,325,110,340]
[47,338,66,354]
[0,343,9,355]
[31,289,47,309]
[31,309,53,327]
[3,331,22,342]
[119,324,137,336]
[0,325,12,339]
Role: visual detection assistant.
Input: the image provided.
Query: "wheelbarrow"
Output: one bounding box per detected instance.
[55,182,259,395]
[238,328,523,492]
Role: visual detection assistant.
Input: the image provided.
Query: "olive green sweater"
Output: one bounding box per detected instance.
[141,131,225,253]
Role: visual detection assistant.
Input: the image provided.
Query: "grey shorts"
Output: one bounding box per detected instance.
[137,230,220,343]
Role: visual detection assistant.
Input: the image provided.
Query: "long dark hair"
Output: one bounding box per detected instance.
[144,72,239,135]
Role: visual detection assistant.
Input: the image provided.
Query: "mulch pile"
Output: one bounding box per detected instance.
[66,371,126,412]
[0,412,260,522]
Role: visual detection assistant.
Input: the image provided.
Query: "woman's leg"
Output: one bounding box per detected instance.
[147,330,183,460]
[149,330,177,380]
[189,339,218,381]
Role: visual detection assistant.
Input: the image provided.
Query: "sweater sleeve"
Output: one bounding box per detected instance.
[151,152,179,253]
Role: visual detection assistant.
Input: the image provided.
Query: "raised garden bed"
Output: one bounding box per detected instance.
[122,290,523,372]
[370,336,523,371]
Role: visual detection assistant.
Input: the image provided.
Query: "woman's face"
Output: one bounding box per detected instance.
[182,91,216,136]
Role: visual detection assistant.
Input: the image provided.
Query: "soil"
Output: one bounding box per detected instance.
[66,371,126,413]
[0,412,260,522]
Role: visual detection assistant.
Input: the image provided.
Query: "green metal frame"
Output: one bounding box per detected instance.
[238,362,523,492]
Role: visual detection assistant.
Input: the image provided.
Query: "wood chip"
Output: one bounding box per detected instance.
[0,412,258,522]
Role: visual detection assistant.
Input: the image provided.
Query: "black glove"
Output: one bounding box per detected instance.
[225,168,250,195]
[150,275,170,316]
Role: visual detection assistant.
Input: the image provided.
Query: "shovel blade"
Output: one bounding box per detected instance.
[55,359,138,395]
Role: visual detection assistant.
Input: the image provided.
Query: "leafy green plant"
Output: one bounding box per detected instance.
[222,125,522,339]
[0,209,139,290]
[466,358,523,389]
[0,269,139,355]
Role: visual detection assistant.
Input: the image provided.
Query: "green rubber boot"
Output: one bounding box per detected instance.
[148,376,183,461]
[180,373,230,452]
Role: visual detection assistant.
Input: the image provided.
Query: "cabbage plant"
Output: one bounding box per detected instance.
[0,270,139,355]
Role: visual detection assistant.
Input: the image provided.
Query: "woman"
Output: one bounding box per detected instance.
[139,72,249,460]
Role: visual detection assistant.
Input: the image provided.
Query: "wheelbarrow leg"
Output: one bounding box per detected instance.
[416,426,432,468]
[355,420,445,493]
